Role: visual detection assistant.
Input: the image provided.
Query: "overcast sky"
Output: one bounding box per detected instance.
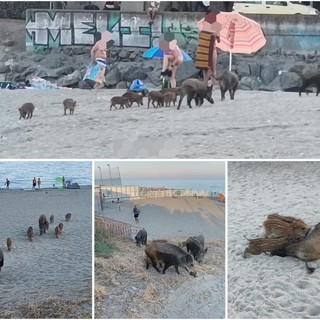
[94,161,225,180]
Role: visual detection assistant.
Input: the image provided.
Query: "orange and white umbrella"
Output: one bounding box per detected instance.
[215,12,266,70]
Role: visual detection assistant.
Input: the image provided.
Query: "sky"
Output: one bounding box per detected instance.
[94,160,225,180]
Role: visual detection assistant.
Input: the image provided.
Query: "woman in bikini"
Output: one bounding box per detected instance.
[160,42,184,89]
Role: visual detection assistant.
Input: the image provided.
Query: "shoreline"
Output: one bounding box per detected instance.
[0,184,92,192]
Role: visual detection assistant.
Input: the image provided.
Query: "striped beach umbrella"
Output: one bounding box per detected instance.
[215,12,266,70]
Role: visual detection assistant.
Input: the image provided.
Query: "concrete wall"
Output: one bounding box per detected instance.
[25,9,320,52]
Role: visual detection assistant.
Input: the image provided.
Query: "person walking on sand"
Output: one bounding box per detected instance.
[37,178,41,189]
[32,177,37,190]
[160,42,183,88]
[62,176,66,188]
[4,178,10,189]
[133,205,140,224]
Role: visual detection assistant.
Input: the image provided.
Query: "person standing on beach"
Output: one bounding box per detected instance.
[133,205,140,224]
[37,178,41,189]
[4,178,10,189]
[32,177,37,190]
[62,176,66,188]
[196,10,221,86]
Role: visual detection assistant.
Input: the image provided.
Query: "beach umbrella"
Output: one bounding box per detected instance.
[215,12,266,71]
[143,47,192,62]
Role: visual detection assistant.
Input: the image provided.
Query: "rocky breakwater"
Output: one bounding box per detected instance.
[0,37,319,92]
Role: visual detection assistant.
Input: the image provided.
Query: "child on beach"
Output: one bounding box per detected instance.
[37,178,41,189]
[133,205,140,224]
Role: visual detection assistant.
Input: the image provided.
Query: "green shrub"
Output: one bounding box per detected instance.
[95,224,116,257]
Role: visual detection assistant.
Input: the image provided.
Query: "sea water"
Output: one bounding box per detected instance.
[0,161,92,190]
[120,179,225,194]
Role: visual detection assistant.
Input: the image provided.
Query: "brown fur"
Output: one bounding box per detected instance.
[145,241,196,276]
[110,96,130,110]
[63,98,76,115]
[65,212,72,221]
[55,225,62,238]
[160,87,181,97]
[177,79,214,110]
[6,237,12,251]
[19,102,35,120]
[27,226,34,241]
[271,224,320,272]
[263,213,310,240]
[217,70,239,100]
[163,92,177,107]
[38,214,49,236]
[297,70,320,97]
[122,92,143,107]
[58,223,64,231]
[147,91,164,108]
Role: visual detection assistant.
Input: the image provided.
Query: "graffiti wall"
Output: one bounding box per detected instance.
[26,9,320,52]
[26,9,203,51]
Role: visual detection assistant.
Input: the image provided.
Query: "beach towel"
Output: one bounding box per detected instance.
[195,31,215,70]
[83,61,106,84]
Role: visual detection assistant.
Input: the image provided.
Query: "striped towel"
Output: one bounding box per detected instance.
[195,31,216,70]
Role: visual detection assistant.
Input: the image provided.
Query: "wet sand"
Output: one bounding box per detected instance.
[0,188,92,318]
[1,88,319,159]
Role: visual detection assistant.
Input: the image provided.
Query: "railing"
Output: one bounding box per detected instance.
[95,215,141,240]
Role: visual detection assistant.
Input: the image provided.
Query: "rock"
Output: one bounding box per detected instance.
[118,50,130,59]
[2,39,14,47]
[78,79,96,89]
[116,81,128,89]
[260,64,278,85]
[57,70,82,87]
[0,63,9,73]
[55,66,75,78]
[40,55,68,69]
[176,61,199,85]
[279,71,302,91]
[105,67,121,86]
[117,62,148,82]
[238,76,260,91]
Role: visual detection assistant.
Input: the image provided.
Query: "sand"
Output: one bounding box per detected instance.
[0,188,92,318]
[1,88,319,159]
[228,162,320,319]
[99,196,225,240]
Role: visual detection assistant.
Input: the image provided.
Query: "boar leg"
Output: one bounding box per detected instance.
[150,258,161,273]
[306,261,316,274]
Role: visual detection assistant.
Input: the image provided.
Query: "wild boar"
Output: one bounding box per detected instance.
[122,91,143,107]
[27,226,34,241]
[0,248,3,271]
[135,228,147,246]
[145,242,196,276]
[19,102,35,120]
[272,223,320,273]
[58,223,64,231]
[39,214,49,235]
[217,70,239,100]
[160,86,181,97]
[65,212,72,221]
[6,237,12,251]
[177,79,214,110]
[110,96,130,110]
[50,215,54,224]
[163,92,177,107]
[63,98,76,115]
[147,91,164,108]
[55,225,62,238]
[296,70,320,97]
[185,237,208,263]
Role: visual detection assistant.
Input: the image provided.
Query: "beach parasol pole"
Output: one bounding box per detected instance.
[229,51,232,71]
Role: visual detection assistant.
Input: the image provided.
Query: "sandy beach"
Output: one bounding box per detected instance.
[0,188,92,318]
[228,162,320,319]
[95,196,225,318]
[99,196,225,240]
[1,88,319,159]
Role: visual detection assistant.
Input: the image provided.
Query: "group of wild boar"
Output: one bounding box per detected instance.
[18,99,77,120]
[244,213,320,273]
[0,212,72,272]
[111,71,239,111]
[135,228,208,277]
